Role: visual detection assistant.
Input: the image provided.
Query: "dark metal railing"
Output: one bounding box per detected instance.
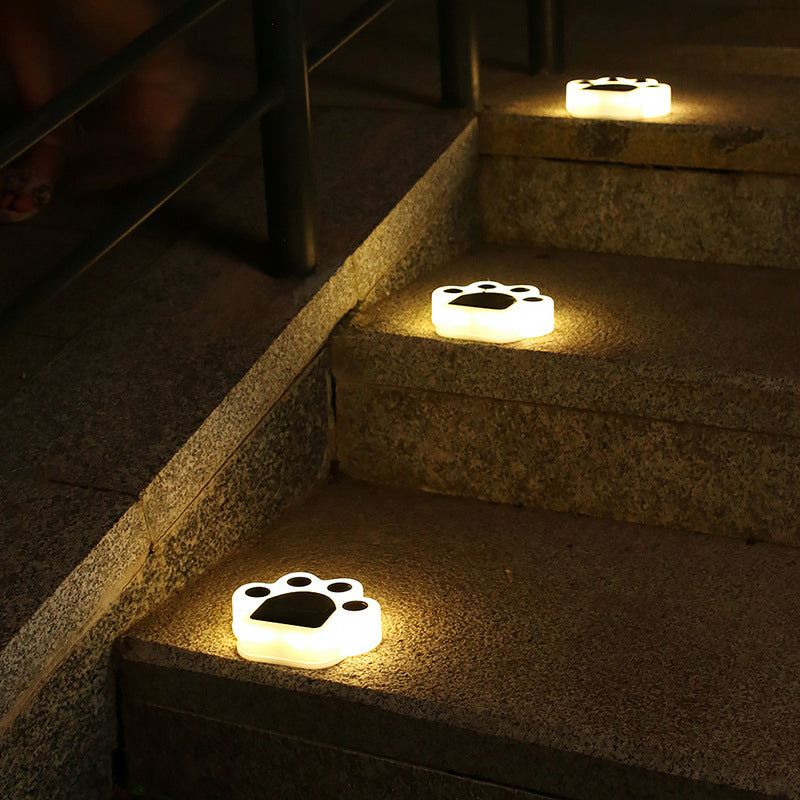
[0,84,284,336]
[528,0,564,74]
[308,0,399,72]
[0,0,564,337]
[438,0,480,109]
[254,0,316,277]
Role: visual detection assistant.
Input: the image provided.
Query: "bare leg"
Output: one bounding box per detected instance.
[0,0,64,217]
[58,0,199,161]
[0,0,199,215]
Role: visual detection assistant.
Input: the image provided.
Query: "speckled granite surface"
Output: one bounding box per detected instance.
[331,244,800,543]
[481,156,800,269]
[0,492,147,722]
[0,352,331,800]
[481,74,800,175]
[478,71,800,269]
[119,477,798,799]
[5,0,800,795]
[336,382,799,543]
[0,100,477,800]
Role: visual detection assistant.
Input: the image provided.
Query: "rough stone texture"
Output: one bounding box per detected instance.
[332,246,800,437]
[331,244,800,543]
[0,111,476,538]
[0,493,147,723]
[480,155,800,269]
[6,0,800,796]
[481,73,800,175]
[0,109,477,800]
[139,350,332,599]
[0,330,69,408]
[0,351,331,800]
[336,382,799,543]
[0,482,142,657]
[118,478,798,799]
[139,114,477,540]
[1,602,123,800]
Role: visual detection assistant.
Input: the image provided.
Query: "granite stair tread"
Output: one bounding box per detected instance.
[0,102,477,792]
[330,243,800,543]
[332,243,800,438]
[118,476,800,800]
[481,72,800,175]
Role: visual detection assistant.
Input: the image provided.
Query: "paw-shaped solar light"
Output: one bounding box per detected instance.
[566,76,671,120]
[431,280,554,343]
[232,572,382,668]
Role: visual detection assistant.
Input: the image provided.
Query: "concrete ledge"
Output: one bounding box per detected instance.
[140,114,478,537]
[0,112,478,799]
[480,74,800,269]
[0,495,148,724]
[118,478,798,800]
[336,381,800,543]
[332,245,800,437]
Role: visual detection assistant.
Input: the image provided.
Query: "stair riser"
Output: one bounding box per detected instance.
[334,381,800,544]
[479,115,800,177]
[481,156,800,269]
[119,661,771,800]
[122,702,552,800]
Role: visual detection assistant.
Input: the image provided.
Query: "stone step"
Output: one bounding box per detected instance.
[331,243,800,545]
[480,74,800,268]
[117,476,800,800]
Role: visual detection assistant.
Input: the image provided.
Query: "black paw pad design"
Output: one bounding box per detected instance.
[566,76,671,119]
[232,572,382,668]
[431,280,554,342]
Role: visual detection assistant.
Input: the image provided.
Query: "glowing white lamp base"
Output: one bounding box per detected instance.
[566,77,671,120]
[432,281,554,343]
[232,572,382,669]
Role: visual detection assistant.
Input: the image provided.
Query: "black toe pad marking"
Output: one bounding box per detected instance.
[449,292,515,310]
[587,84,636,92]
[251,591,336,628]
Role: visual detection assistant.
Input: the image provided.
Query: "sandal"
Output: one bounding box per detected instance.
[0,164,53,223]
[0,125,75,223]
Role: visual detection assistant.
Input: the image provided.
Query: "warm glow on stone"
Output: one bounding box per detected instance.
[232,572,382,668]
[566,76,671,120]
[432,280,554,343]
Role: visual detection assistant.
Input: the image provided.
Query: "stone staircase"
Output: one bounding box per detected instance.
[114,67,800,800]
[4,1,800,798]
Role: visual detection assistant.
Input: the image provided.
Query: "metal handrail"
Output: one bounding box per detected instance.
[0,83,283,338]
[308,0,398,73]
[528,0,564,74]
[0,0,496,338]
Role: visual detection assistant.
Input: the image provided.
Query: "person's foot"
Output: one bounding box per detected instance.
[0,132,63,223]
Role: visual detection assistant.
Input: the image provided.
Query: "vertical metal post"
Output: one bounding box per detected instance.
[527,0,565,74]
[252,0,317,276]
[437,0,480,110]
